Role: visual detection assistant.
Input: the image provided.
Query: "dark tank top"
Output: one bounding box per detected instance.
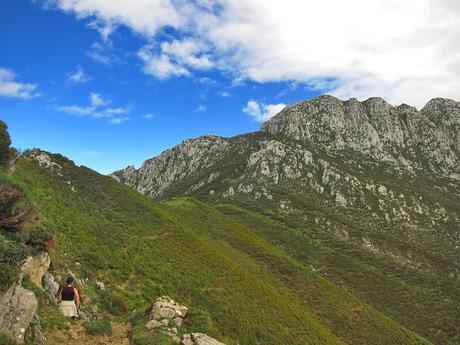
[61,286,75,301]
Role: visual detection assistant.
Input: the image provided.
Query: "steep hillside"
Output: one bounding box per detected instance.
[112,96,460,344]
[1,145,432,345]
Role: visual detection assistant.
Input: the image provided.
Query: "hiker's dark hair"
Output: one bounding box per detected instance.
[66,276,74,285]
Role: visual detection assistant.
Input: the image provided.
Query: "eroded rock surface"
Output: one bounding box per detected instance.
[181,333,226,345]
[42,272,59,301]
[149,296,188,328]
[21,252,50,287]
[0,280,38,343]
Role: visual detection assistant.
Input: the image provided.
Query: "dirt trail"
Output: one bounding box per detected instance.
[46,322,131,345]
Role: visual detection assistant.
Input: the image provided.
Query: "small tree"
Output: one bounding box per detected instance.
[0,181,33,232]
[0,121,17,170]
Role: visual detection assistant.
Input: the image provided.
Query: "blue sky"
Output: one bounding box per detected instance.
[1,0,458,173]
[0,0,319,173]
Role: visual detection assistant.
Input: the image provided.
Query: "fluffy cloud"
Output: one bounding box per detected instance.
[138,46,189,79]
[47,0,460,107]
[0,67,39,99]
[67,65,91,83]
[243,100,286,122]
[138,39,212,79]
[57,92,131,124]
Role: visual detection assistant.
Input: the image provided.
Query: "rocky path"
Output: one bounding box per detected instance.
[46,322,131,345]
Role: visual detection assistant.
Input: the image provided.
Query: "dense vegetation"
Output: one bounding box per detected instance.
[0,121,32,292]
[7,150,433,345]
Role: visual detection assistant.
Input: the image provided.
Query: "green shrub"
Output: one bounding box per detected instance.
[0,236,27,291]
[0,120,15,170]
[83,320,112,336]
[99,290,129,316]
[181,307,216,335]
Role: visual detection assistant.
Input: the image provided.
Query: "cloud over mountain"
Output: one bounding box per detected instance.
[46,0,460,107]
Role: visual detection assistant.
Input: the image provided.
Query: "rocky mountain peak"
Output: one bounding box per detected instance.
[112,134,230,198]
[261,96,459,173]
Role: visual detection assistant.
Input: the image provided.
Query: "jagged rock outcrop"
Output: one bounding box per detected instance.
[21,252,50,287]
[181,333,226,345]
[0,278,38,343]
[42,272,59,301]
[149,296,188,328]
[147,297,225,345]
[262,96,460,173]
[26,150,63,176]
[114,97,459,201]
[112,136,229,198]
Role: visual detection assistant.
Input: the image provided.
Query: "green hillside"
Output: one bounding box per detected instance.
[1,151,433,345]
[112,126,460,344]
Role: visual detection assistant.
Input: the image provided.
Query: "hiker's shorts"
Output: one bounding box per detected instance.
[59,300,78,317]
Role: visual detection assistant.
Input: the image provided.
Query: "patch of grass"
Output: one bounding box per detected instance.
[83,320,112,336]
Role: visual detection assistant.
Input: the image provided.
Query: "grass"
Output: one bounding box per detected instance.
[83,320,112,336]
[6,152,434,345]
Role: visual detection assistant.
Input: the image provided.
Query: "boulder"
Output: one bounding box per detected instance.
[150,296,188,328]
[42,272,59,301]
[0,280,38,343]
[95,281,105,290]
[181,333,226,345]
[146,319,169,330]
[21,252,50,287]
[181,334,194,345]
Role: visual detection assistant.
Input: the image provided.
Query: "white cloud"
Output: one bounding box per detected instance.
[138,45,189,79]
[67,65,91,84]
[219,91,230,97]
[90,92,107,107]
[57,92,130,124]
[142,113,154,119]
[87,41,119,65]
[0,67,39,99]
[109,116,130,124]
[161,39,213,70]
[47,0,183,37]
[47,0,460,107]
[137,39,212,79]
[243,100,285,122]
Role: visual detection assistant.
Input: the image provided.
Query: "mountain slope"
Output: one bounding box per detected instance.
[3,148,433,345]
[112,95,460,344]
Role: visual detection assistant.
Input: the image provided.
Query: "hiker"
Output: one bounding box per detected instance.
[58,276,80,319]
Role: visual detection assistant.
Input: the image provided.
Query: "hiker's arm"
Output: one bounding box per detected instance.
[58,288,62,304]
[74,288,80,307]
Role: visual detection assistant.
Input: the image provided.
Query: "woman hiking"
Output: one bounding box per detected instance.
[58,276,80,319]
